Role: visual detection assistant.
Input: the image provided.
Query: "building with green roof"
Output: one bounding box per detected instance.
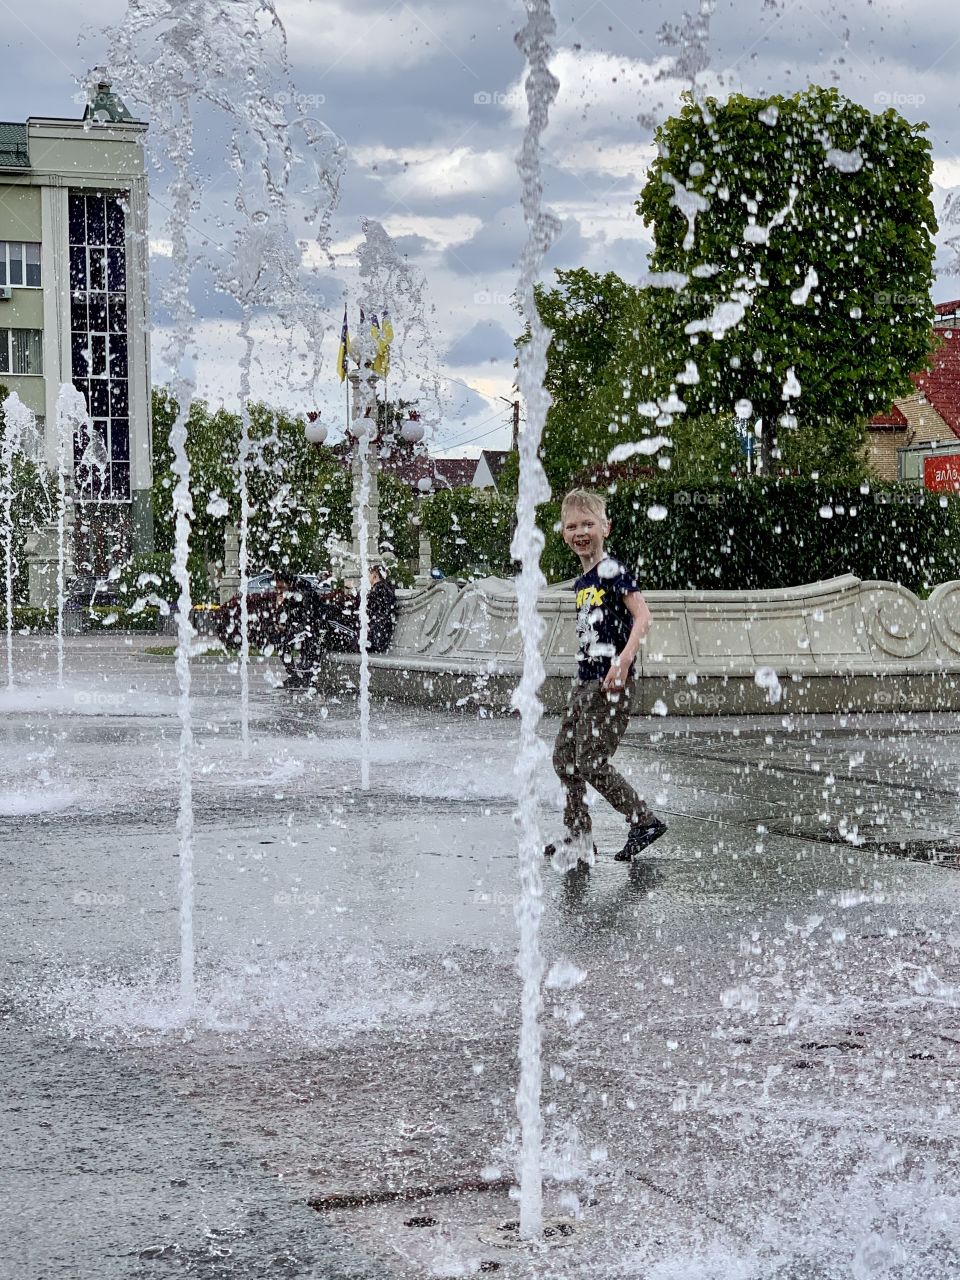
[0,78,153,561]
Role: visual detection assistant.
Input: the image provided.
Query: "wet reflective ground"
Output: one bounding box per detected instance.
[1,635,959,1278]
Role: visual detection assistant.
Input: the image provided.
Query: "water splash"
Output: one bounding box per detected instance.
[55,387,87,691]
[105,0,345,1013]
[512,0,561,1243]
[0,392,33,689]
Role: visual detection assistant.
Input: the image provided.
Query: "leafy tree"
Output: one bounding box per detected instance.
[0,383,55,605]
[637,85,937,473]
[533,270,745,490]
[535,269,647,492]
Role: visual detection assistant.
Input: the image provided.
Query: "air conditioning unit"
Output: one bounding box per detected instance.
[0,286,11,301]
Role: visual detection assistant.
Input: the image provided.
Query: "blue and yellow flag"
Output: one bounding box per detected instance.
[336,306,349,382]
[372,308,393,377]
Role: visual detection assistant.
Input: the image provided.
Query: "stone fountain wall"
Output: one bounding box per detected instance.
[314,574,960,714]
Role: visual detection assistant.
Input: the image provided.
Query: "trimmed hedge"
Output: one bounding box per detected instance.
[419,488,515,580]
[420,480,960,594]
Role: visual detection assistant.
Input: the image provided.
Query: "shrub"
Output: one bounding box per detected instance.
[544,478,960,594]
[419,488,515,579]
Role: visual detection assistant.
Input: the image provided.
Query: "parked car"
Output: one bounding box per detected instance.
[64,574,121,611]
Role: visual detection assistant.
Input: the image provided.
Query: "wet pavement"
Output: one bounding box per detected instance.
[1,634,959,1278]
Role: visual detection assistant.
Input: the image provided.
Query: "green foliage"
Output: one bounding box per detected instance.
[116,550,213,606]
[82,605,168,633]
[4,605,54,632]
[0,382,56,603]
[534,272,760,493]
[637,85,937,470]
[419,488,515,579]
[542,478,960,594]
[150,389,358,579]
[149,390,420,584]
[377,471,417,570]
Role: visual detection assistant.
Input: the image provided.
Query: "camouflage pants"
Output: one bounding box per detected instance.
[552,680,650,837]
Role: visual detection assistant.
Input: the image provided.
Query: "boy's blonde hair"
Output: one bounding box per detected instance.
[560,488,607,521]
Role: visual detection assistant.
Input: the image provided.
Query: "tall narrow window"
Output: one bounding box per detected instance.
[69,189,131,500]
[25,243,41,288]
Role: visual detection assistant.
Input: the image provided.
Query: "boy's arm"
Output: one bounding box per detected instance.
[602,591,652,691]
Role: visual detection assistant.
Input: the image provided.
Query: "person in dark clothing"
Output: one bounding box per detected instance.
[283,566,398,685]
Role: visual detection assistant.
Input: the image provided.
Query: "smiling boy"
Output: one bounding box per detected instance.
[546,488,668,865]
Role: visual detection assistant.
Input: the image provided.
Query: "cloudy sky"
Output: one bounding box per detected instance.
[3,0,960,454]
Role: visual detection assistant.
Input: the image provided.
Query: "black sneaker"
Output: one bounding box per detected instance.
[614,817,668,862]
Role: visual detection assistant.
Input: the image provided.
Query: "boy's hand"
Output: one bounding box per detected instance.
[602,656,627,692]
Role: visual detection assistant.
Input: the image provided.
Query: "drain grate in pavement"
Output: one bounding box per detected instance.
[310,1175,513,1212]
[476,1217,581,1250]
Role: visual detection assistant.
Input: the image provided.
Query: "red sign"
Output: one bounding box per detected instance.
[924,454,960,492]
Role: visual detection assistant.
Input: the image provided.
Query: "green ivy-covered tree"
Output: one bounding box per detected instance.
[0,383,54,608]
[534,269,744,490]
[637,86,937,473]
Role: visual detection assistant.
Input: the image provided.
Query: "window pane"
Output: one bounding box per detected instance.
[106,247,126,291]
[90,380,110,416]
[68,193,85,245]
[12,329,43,375]
[110,461,130,500]
[108,295,127,333]
[0,248,6,287]
[109,333,128,378]
[73,379,91,412]
[9,243,22,286]
[86,194,105,244]
[11,329,40,374]
[25,243,40,287]
[90,334,106,377]
[106,196,125,248]
[0,330,8,374]
[110,418,129,461]
[71,295,88,331]
[69,245,86,291]
[71,333,89,377]
[88,247,105,292]
[89,294,107,331]
[110,380,129,416]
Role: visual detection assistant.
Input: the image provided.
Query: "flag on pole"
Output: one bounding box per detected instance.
[372,307,393,377]
[336,306,349,382]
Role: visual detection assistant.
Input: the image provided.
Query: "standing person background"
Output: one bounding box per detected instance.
[546,489,668,865]
[282,565,398,686]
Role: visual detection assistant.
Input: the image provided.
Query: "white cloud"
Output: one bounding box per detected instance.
[507,47,724,139]
[354,144,515,201]
[282,0,469,74]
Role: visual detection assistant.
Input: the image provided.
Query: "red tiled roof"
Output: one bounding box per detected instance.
[870,329,960,437]
[913,330,960,436]
[935,299,960,316]
[869,404,909,429]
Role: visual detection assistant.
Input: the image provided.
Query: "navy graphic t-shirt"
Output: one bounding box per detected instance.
[574,557,640,682]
